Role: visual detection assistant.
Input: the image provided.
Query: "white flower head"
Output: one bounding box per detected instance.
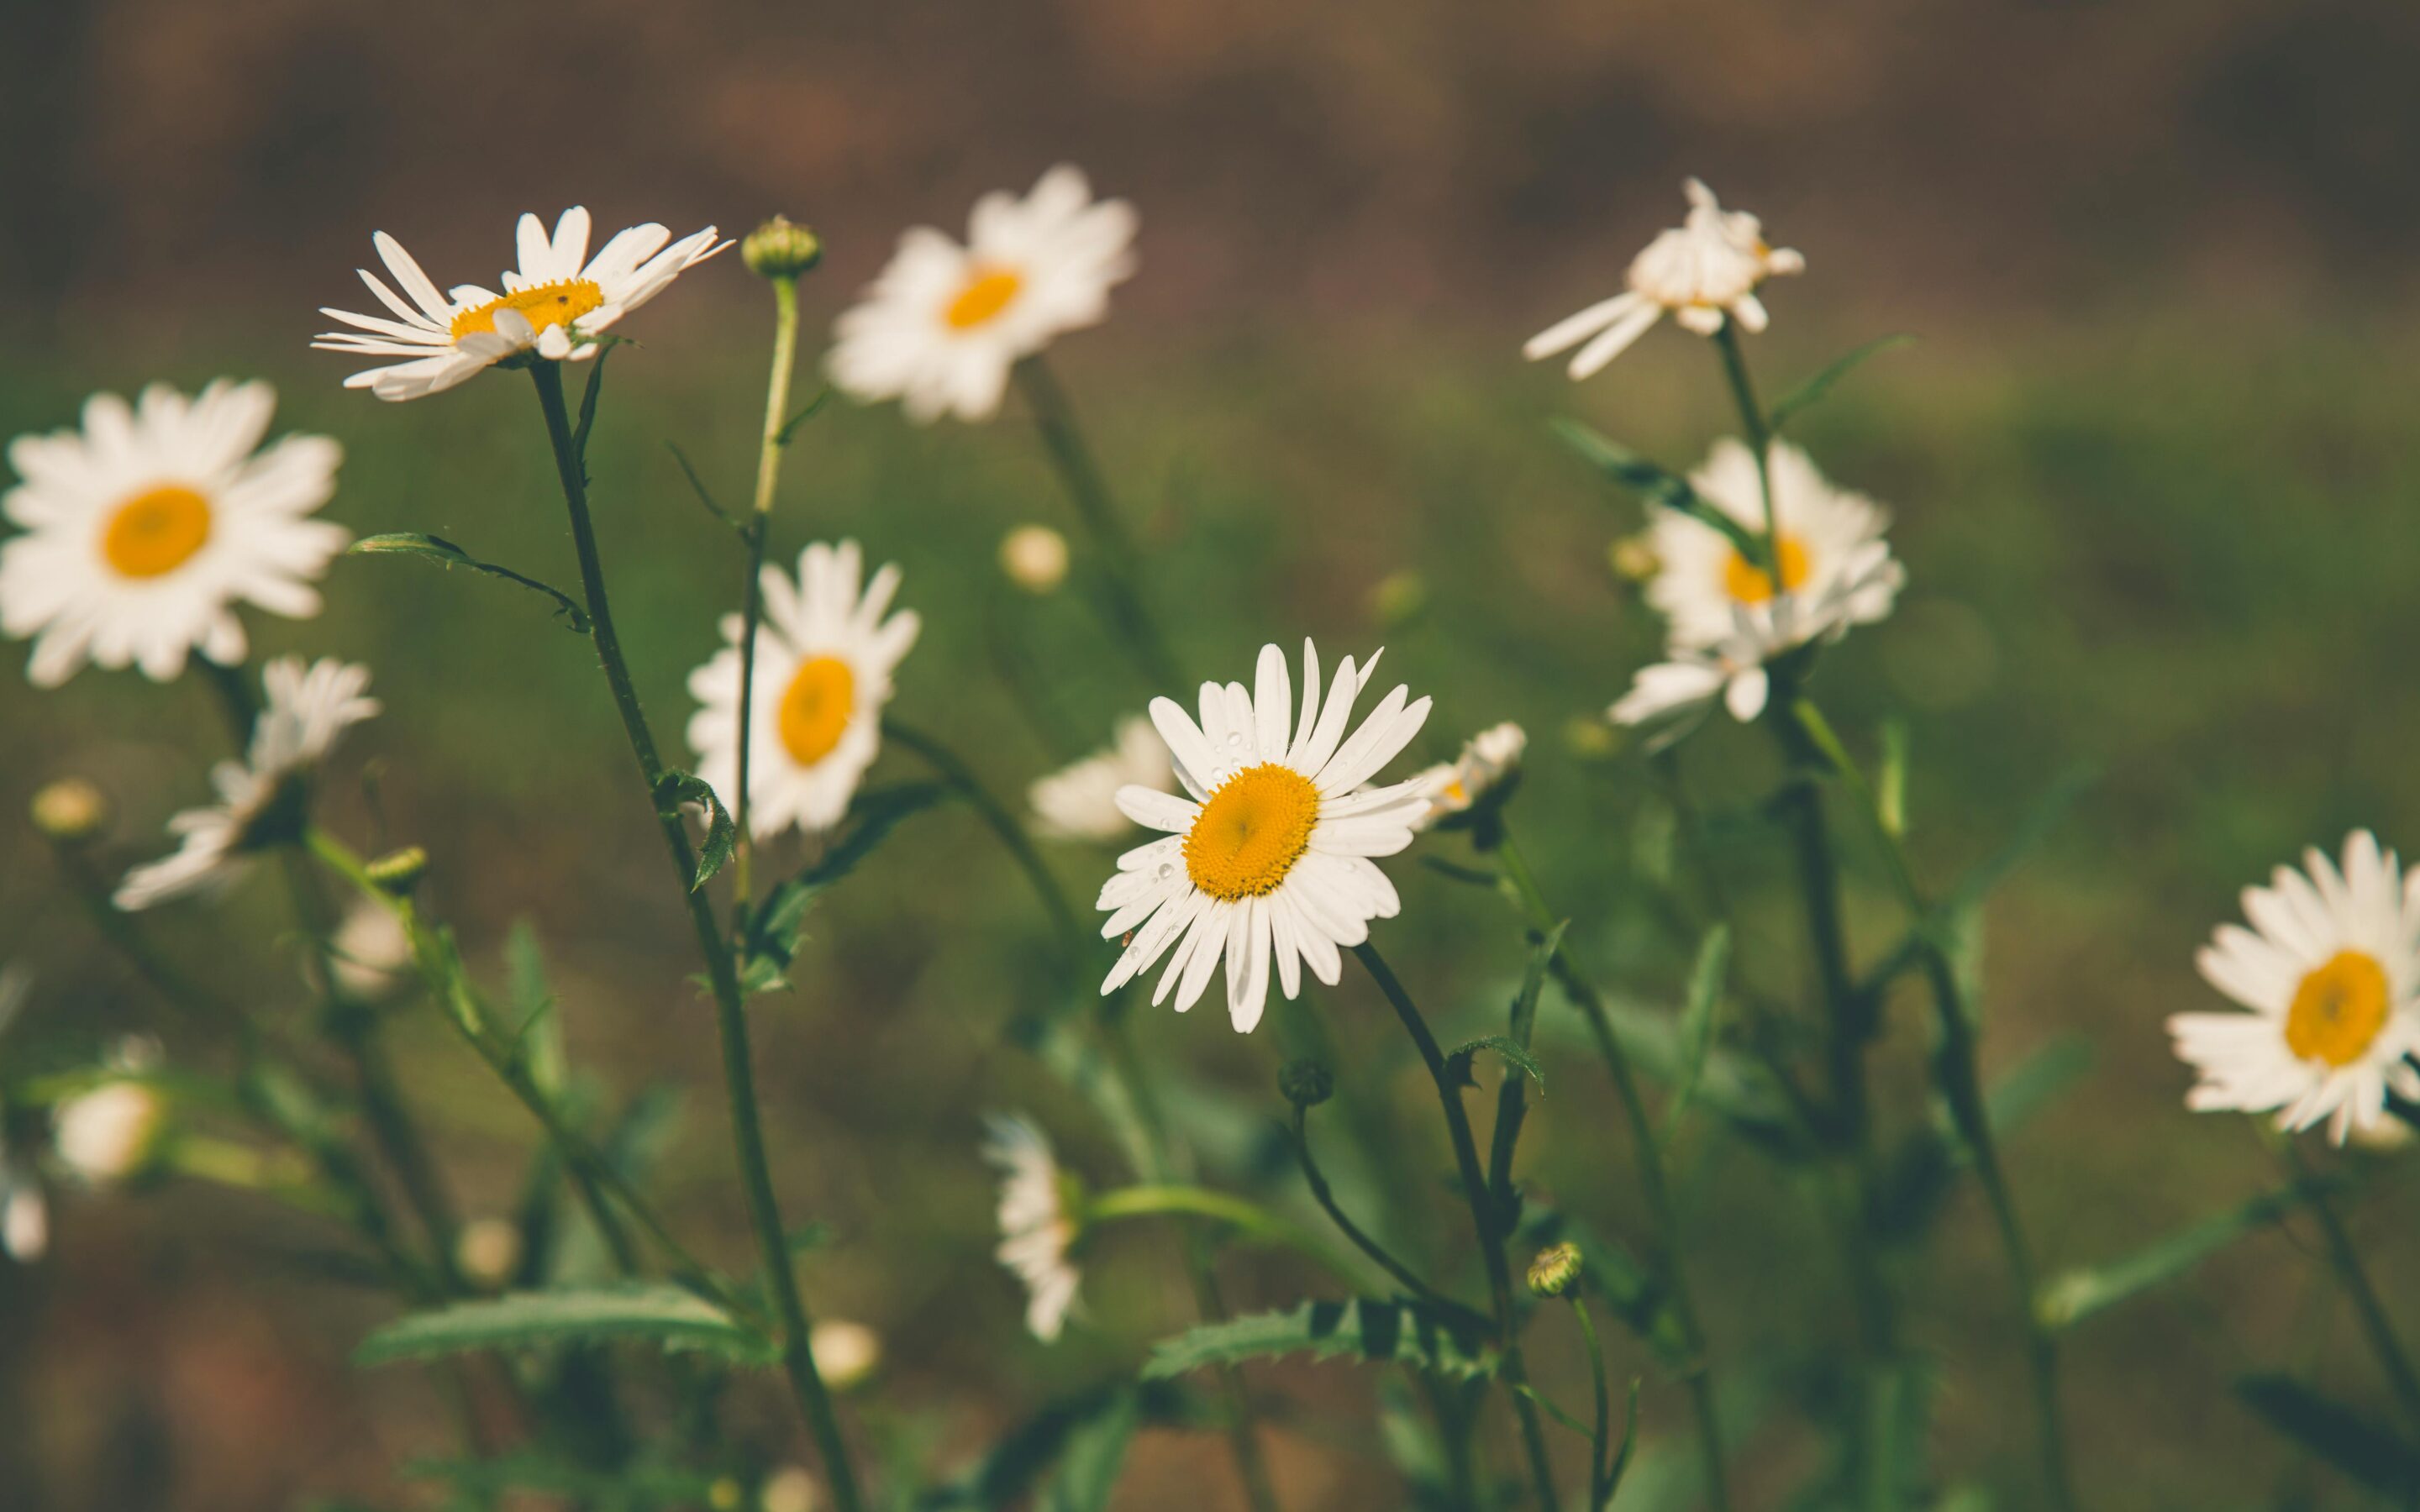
[828,165,1137,423]
[1647,439,1903,652]
[1407,722,1528,832]
[687,541,919,837]
[2170,832,2420,1145]
[315,209,727,402]
[54,1079,169,1184]
[1097,640,1433,1034]
[115,656,379,911]
[981,1115,1081,1341]
[1,381,346,689]
[1525,178,1804,380]
[1031,717,1175,843]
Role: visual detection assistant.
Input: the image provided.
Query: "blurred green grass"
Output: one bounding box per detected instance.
[4,307,2420,1509]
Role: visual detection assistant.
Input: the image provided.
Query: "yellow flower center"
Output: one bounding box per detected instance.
[776,655,856,767]
[450,278,607,342]
[944,265,1024,330]
[2286,950,2391,1068]
[102,485,213,579]
[1723,533,1811,605]
[1184,764,1319,900]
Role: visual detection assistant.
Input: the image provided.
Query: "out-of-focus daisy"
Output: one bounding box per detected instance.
[54,1080,169,1184]
[981,1115,1081,1341]
[687,541,918,837]
[116,657,379,910]
[1524,178,1803,380]
[1,381,345,688]
[315,209,726,402]
[1407,722,1527,832]
[1097,641,1432,1034]
[828,166,1137,423]
[1031,717,1173,843]
[2170,832,2420,1145]
[1646,439,1902,651]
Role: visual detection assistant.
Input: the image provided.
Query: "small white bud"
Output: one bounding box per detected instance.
[54,1082,169,1183]
[810,1318,882,1390]
[999,526,1069,594]
[455,1215,523,1289]
[760,1464,818,1512]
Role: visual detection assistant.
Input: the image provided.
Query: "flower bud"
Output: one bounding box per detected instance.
[708,1477,745,1512]
[1367,570,1428,630]
[455,1215,524,1289]
[1608,534,1660,584]
[810,1318,883,1390]
[366,846,428,895]
[743,216,823,280]
[1562,715,1620,764]
[999,525,1069,593]
[54,1081,170,1184]
[1278,1058,1334,1108]
[1526,1241,1582,1298]
[30,778,109,843]
[760,1466,818,1512]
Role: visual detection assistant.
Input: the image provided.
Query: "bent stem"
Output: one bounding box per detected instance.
[733,271,803,915]
[2281,1140,2420,1432]
[1292,1104,1490,1332]
[528,361,863,1512]
[1353,941,1560,1512]
[1496,826,1733,1512]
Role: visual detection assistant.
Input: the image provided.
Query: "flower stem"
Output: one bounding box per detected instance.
[1710,323,1781,564]
[1292,1104,1491,1332]
[1496,825,1734,1512]
[2282,1140,2420,1432]
[1085,1182,1371,1285]
[1013,355,1185,691]
[732,272,803,916]
[881,717,1083,948]
[1572,1296,1611,1506]
[1352,941,1560,1512]
[527,361,862,1512]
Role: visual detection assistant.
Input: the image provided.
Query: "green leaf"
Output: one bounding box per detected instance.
[1662,924,1732,1141]
[349,533,590,632]
[2038,1183,2312,1330]
[1766,333,1915,432]
[742,782,950,990]
[1142,1298,1497,1382]
[1549,418,1760,561]
[1876,718,1909,838]
[502,921,566,1095]
[1599,1377,1643,1509]
[2233,1373,2420,1495]
[1041,1386,1141,1512]
[651,770,737,893]
[1450,1035,1544,1092]
[355,1284,772,1367]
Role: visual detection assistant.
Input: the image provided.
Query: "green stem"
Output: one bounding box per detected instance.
[1086,1183,1370,1285]
[1353,942,1560,1512]
[1572,1297,1611,1508]
[881,717,1084,950]
[528,362,863,1512]
[1292,1105,1490,1331]
[2284,1142,2420,1433]
[1711,323,1780,567]
[1497,827,1734,1512]
[1013,355,1185,691]
[733,273,802,916]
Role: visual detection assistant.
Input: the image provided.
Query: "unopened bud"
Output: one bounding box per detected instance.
[1527,1241,1582,1298]
[55,1081,171,1184]
[455,1215,523,1289]
[1563,715,1620,764]
[743,216,823,280]
[1609,535,1660,584]
[708,1477,745,1512]
[365,846,428,895]
[810,1319,883,1390]
[760,1466,818,1512]
[30,779,109,843]
[1278,1058,1334,1109]
[1368,570,1428,630]
[1000,525,1069,593]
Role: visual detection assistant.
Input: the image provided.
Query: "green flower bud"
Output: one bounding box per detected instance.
[1278,1058,1334,1108]
[1527,1241,1582,1298]
[743,216,823,280]
[1368,570,1428,630]
[1608,534,1660,584]
[365,846,429,896]
[29,778,109,843]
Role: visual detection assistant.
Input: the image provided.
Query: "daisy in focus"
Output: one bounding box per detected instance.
[1,381,345,687]
[828,166,1138,423]
[1030,717,1174,842]
[687,541,919,837]
[1525,178,1803,380]
[116,657,380,911]
[1407,722,1527,832]
[981,1115,1082,1342]
[1645,439,1903,651]
[1097,641,1433,1033]
[2170,831,2420,1145]
[315,208,725,402]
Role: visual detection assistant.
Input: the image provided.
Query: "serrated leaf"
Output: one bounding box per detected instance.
[1451,1035,1544,1092]
[1552,419,1760,560]
[355,1284,773,1367]
[1766,333,1915,431]
[651,770,737,892]
[2234,1373,2420,1494]
[1142,1298,1497,1382]
[2038,1183,2311,1330]
[348,533,590,632]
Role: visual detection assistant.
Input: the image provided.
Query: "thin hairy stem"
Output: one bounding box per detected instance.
[733,272,802,916]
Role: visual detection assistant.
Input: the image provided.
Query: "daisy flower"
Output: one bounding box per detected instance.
[1407,722,1528,832]
[1646,438,1903,651]
[687,541,919,837]
[1097,640,1433,1034]
[116,656,379,911]
[1524,178,1803,380]
[1030,716,1174,842]
[2170,831,2420,1144]
[315,208,726,402]
[1610,547,1895,731]
[981,1115,1082,1341]
[827,165,1137,423]
[1,381,345,688]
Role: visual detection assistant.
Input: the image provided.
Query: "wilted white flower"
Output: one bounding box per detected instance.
[1,381,345,688]
[982,1114,1081,1341]
[1525,178,1803,380]
[1030,717,1173,842]
[2170,832,2420,1145]
[315,209,727,402]
[53,1080,168,1184]
[1406,722,1528,831]
[116,657,379,910]
[329,895,413,999]
[828,166,1137,423]
[999,524,1070,593]
[809,1319,883,1390]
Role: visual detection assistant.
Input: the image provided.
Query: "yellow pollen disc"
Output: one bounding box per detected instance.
[102,485,213,579]
[1723,533,1812,605]
[1184,764,1320,901]
[776,655,856,767]
[944,265,1024,330]
[2286,949,2391,1068]
[450,278,607,341]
